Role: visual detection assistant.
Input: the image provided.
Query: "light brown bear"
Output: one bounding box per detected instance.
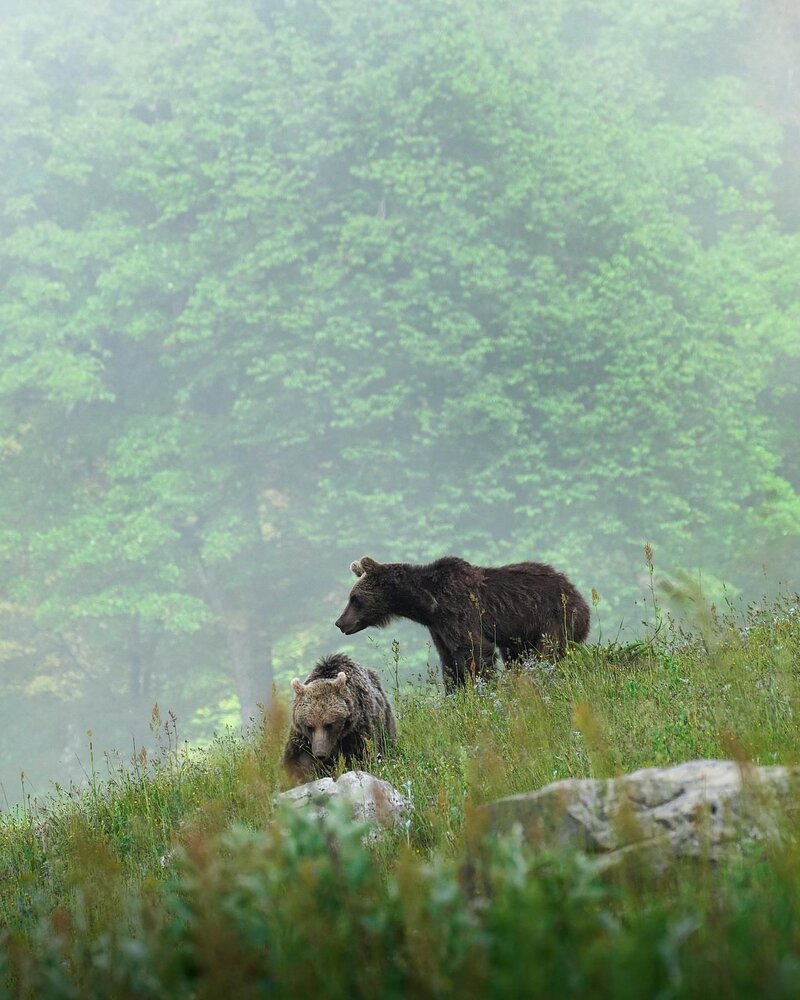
[282,653,397,783]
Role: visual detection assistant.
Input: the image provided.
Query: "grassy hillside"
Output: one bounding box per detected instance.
[1,596,800,997]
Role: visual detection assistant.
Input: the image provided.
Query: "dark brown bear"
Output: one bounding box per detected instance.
[335,556,590,692]
[282,653,397,783]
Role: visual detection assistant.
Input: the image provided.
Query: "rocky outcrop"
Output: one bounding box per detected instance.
[278,770,412,841]
[484,760,800,864]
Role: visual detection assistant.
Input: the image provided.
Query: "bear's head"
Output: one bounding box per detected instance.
[334,556,395,635]
[290,671,351,761]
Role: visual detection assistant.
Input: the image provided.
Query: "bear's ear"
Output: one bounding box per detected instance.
[291,678,306,696]
[360,556,380,573]
[332,671,347,690]
[350,560,365,577]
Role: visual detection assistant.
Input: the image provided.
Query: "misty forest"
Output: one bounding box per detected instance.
[3,0,800,995]
[1,0,798,801]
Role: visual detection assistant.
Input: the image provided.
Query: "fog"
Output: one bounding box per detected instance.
[0,0,797,805]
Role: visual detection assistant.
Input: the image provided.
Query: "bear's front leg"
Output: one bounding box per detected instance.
[282,738,320,784]
[443,657,467,693]
[456,632,497,686]
[432,635,496,692]
[429,629,465,692]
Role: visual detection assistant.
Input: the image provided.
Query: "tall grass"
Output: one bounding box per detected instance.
[0,595,799,996]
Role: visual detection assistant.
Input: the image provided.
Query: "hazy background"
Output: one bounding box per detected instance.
[0,0,798,804]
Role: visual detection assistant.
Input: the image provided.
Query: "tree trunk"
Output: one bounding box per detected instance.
[128,617,160,702]
[195,556,274,726]
[129,618,143,699]
[221,617,273,725]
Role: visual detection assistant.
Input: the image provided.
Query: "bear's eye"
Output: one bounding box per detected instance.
[350,595,361,610]
[323,723,333,732]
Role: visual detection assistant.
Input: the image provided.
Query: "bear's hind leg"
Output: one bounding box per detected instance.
[500,634,541,668]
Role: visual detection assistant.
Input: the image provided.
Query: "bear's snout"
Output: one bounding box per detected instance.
[335,608,360,634]
[311,732,334,758]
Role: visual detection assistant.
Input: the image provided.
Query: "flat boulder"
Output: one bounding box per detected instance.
[484,760,800,864]
[278,770,412,841]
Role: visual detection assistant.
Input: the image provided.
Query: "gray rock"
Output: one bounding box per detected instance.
[278,770,412,842]
[485,760,800,864]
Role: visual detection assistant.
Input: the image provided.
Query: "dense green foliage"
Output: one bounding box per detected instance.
[0,0,799,790]
[0,603,799,995]
[9,806,800,999]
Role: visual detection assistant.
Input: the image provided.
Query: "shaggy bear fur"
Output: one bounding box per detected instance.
[282,653,397,783]
[335,555,590,692]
